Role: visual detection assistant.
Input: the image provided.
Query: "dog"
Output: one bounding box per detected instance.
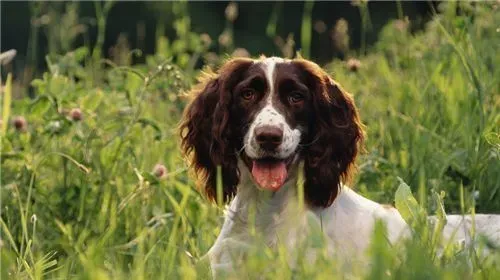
[179,56,500,277]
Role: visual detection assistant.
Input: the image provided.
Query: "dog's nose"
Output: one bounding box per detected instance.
[255,125,283,151]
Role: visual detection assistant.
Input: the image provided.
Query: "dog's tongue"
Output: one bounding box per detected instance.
[251,160,287,191]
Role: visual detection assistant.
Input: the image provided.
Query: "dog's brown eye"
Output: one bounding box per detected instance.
[242,89,256,101]
[288,92,304,104]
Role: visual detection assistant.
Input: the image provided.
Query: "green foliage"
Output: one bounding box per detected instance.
[327,1,500,213]
[1,1,499,279]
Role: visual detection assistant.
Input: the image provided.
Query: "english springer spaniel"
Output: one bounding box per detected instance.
[179,56,500,276]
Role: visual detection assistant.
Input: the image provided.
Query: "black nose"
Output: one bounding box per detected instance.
[255,125,283,151]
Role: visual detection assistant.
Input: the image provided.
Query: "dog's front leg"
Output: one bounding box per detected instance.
[204,237,252,279]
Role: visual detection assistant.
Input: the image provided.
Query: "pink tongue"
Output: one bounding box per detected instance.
[251,160,287,191]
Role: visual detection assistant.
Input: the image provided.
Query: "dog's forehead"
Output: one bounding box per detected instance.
[256,57,290,73]
[253,57,297,86]
[259,56,289,65]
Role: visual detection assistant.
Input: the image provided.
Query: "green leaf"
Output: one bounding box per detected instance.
[100,138,122,168]
[484,132,500,149]
[142,171,160,186]
[1,138,13,153]
[125,71,142,99]
[81,89,103,111]
[49,75,68,95]
[73,47,89,62]
[29,95,52,117]
[394,177,422,224]
[30,78,46,89]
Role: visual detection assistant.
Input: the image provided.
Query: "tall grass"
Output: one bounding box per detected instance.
[300,1,314,59]
[1,1,499,279]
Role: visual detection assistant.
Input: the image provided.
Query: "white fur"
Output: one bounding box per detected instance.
[243,57,301,159]
[204,163,500,278]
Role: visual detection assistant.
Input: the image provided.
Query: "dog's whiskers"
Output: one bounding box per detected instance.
[236,144,248,155]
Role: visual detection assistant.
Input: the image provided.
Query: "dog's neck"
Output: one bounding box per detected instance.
[222,160,308,245]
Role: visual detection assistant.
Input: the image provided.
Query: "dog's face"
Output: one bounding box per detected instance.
[230,57,313,191]
[180,56,364,208]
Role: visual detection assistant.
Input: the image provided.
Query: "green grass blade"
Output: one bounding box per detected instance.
[2,73,12,136]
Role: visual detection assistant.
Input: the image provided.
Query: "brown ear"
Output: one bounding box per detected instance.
[179,58,254,204]
[294,60,365,208]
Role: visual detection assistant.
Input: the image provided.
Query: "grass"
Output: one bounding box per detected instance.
[1,1,499,279]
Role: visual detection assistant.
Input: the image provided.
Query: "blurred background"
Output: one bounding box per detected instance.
[2,1,437,74]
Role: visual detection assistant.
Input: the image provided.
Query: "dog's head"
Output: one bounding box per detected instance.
[180,56,365,208]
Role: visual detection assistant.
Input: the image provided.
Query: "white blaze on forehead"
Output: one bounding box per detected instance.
[243,57,300,160]
[259,57,289,105]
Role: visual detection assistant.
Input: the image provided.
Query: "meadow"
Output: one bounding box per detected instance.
[1,1,499,279]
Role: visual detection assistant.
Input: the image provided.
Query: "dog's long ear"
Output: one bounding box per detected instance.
[180,58,253,204]
[294,59,365,208]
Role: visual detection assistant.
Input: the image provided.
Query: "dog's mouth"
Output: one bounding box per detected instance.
[247,155,295,191]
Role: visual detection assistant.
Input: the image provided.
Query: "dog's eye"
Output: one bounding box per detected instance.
[241,89,256,101]
[288,92,304,104]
